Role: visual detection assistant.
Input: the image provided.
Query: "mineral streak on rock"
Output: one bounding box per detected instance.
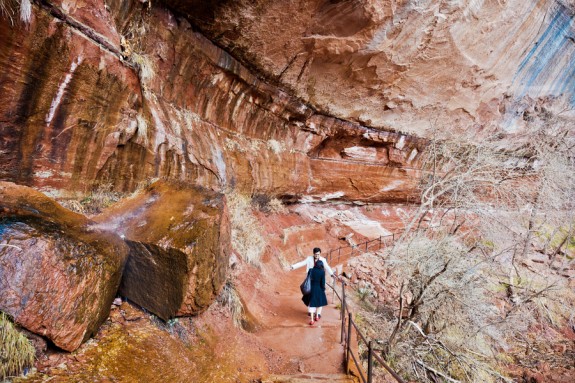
[0,0,426,204]
[163,0,575,134]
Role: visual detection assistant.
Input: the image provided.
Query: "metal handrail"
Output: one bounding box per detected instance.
[326,232,398,266]
[322,225,455,382]
[342,296,406,383]
[326,224,450,266]
[326,247,406,383]
[373,350,406,383]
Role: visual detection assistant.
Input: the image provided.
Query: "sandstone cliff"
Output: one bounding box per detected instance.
[0,0,574,382]
[164,0,575,134]
[0,0,427,204]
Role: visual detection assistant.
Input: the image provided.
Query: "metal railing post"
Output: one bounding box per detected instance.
[321,232,406,383]
[367,341,373,383]
[346,312,352,374]
[340,280,346,343]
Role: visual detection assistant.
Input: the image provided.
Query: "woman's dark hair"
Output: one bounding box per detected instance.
[313,247,321,254]
[314,260,324,269]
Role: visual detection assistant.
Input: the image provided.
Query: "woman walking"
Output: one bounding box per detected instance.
[302,260,328,325]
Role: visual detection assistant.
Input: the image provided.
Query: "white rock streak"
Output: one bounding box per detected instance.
[463,0,485,20]
[380,180,404,191]
[46,57,82,126]
[20,0,32,23]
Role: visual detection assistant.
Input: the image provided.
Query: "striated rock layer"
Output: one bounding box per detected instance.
[1,1,574,200]
[165,0,575,134]
[0,0,424,203]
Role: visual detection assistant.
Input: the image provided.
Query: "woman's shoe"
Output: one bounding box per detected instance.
[309,320,314,325]
[317,314,321,320]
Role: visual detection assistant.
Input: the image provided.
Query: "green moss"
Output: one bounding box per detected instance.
[492,283,508,293]
[481,240,495,250]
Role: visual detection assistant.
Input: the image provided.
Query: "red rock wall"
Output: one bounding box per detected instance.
[165,0,575,135]
[0,0,424,203]
[0,2,143,192]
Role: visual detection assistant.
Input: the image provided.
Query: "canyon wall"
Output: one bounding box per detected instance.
[0,0,427,204]
[2,0,573,203]
[0,0,574,362]
[165,0,575,134]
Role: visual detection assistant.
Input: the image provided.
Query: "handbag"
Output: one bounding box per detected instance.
[300,270,312,295]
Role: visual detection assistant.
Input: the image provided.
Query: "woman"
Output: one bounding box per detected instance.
[302,260,328,325]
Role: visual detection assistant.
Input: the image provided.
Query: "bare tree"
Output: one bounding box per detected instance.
[382,233,506,382]
[377,97,575,382]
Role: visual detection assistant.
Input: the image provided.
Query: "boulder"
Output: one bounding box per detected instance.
[0,182,128,351]
[94,181,231,320]
[120,241,189,320]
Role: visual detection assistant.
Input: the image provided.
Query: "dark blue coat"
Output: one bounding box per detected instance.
[302,266,328,308]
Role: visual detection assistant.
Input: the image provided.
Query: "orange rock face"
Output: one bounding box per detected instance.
[0,182,128,351]
[1,0,575,202]
[167,0,575,135]
[93,181,231,319]
[0,0,425,204]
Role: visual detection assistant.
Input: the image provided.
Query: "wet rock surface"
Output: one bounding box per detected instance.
[120,240,189,321]
[94,181,231,318]
[0,182,128,351]
[1,0,574,382]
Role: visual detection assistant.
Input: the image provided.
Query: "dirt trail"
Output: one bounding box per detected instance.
[244,262,347,376]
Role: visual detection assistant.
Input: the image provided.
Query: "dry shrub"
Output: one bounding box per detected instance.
[118,2,155,87]
[391,234,572,382]
[131,52,155,83]
[267,197,287,214]
[225,191,265,267]
[0,312,35,380]
[355,99,575,382]
[79,183,125,215]
[57,198,86,214]
[57,183,125,215]
[252,194,287,214]
[371,234,509,383]
[216,281,245,328]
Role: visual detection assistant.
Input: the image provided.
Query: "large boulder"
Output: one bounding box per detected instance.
[0,182,128,351]
[93,181,231,320]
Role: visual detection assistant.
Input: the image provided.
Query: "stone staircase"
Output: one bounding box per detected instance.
[262,373,358,383]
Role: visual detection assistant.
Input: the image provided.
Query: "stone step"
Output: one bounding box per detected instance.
[262,373,358,383]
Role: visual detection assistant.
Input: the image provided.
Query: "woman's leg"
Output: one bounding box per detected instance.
[316,306,323,319]
[308,306,316,324]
